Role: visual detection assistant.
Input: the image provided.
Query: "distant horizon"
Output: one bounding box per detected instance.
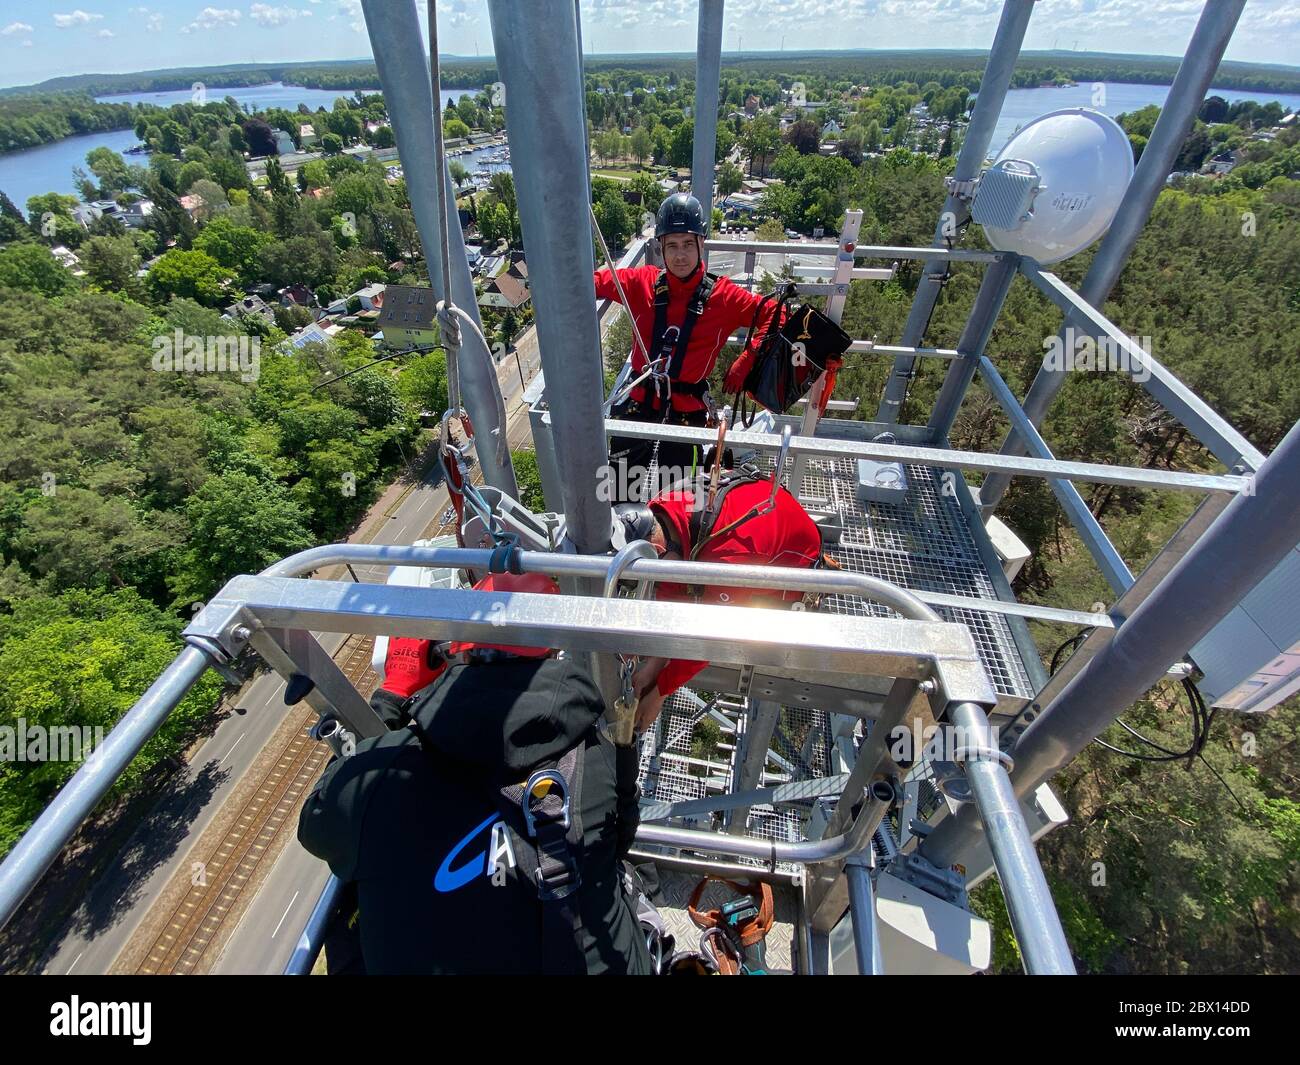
[2,1,1299,85]
[5,46,1300,96]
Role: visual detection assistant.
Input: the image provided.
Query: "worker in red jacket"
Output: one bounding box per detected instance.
[613,470,825,731]
[595,193,776,491]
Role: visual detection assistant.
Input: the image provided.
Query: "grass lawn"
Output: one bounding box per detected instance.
[592,166,660,180]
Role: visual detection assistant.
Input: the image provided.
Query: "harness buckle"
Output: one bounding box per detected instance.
[521,769,571,837]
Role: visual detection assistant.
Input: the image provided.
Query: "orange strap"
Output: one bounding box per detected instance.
[817,357,842,417]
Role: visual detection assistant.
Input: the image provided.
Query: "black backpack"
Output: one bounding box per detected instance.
[733,283,852,427]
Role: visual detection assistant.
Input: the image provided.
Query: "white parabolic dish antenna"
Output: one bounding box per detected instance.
[973,107,1135,264]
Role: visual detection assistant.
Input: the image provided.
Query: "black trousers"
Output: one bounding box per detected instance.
[608,397,708,502]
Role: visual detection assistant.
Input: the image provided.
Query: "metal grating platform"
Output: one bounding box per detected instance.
[631,447,1033,873]
[799,455,1034,699]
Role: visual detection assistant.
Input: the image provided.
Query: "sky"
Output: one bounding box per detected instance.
[1,1,1298,90]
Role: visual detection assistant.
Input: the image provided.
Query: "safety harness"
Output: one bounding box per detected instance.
[643,267,718,411]
[404,713,591,975]
[685,464,769,562]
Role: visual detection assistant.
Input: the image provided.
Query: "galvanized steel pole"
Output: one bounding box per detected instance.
[360,0,517,495]
[486,0,613,552]
[948,701,1076,974]
[691,0,726,237]
[0,645,214,929]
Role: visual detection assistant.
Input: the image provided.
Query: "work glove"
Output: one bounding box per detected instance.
[381,637,447,699]
[723,351,753,396]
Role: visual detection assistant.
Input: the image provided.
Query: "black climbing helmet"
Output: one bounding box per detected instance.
[655,192,707,239]
[614,502,659,545]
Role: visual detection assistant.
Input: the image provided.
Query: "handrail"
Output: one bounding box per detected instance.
[703,238,1004,263]
[0,645,216,930]
[258,542,1110,628]
[262,544,942,623]
[637,780,896,866]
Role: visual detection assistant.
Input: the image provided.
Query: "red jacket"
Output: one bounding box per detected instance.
[647,478,823,697]
[594,263,775,413]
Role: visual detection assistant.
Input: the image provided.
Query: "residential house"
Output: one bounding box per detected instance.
[375,285,440,349]
[324,283,386,316]
[478,261,530,311]
[477,254,505,279]
[225,294,277,328]
[288,320,343,348]
[355,283,386,310]
[51,246,82,273]
[70,204,104,229]
[822,119,842,136]
[272,129,297,155]
[1204,150,1242,176]
[278,283,316,310]
[299,123,318,147]
[120,198,154,228]
[178,193,206,220]
[745,94,760,116]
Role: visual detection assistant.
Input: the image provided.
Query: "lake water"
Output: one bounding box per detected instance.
[0,84,473,208]
[989,81,1300,154]
[2,79,1297,211]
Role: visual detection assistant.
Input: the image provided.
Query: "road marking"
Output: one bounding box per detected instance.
[219,733,246,766]
[66,951,84,975]
[272,891,300,939]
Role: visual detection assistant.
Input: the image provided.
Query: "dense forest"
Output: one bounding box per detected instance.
[0,48,1296,972]
[7,51,1300,101]
[4,48,1298,155]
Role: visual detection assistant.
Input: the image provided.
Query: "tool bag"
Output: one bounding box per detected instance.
[688,877,775,975]
[734,282,852,427]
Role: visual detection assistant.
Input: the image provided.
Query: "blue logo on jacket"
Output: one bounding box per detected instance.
[433,811,501,893]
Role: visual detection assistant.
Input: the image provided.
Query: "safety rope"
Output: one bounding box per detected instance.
[591,201,672,415]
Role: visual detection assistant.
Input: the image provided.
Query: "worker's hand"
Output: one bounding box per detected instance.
[634,685,668,735]
[724,353,752,395]
[631,657,668,734]
[381,637,446,699]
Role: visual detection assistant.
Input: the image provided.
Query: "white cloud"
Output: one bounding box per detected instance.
[250,4,313,26]
[22,38,32,47]
[126,4,163,30]
[97,28,114,37]
[2,22,33,36]
[435,0,476,28]
[334,0,365,33]
[53,10,104,29]
[181,6,242,34]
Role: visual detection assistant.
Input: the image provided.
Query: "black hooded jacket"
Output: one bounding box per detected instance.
[297,656,649,974]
